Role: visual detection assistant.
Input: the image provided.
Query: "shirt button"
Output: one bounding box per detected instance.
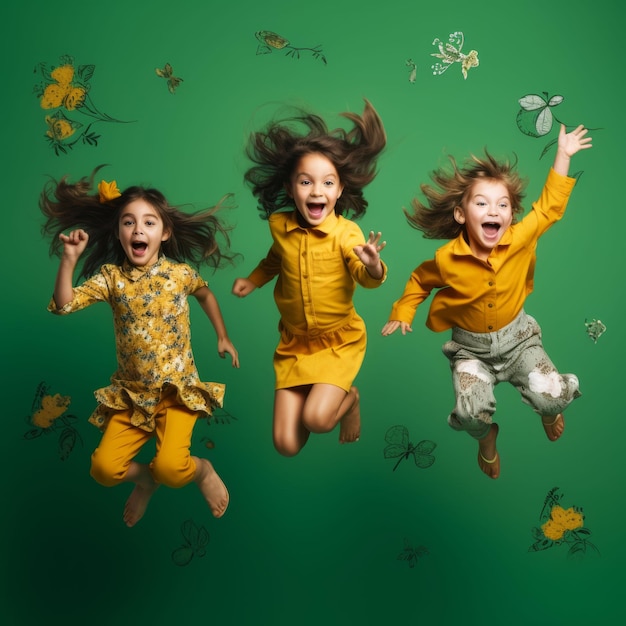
[488,281,494,286]
[488,325,493,330]
[488,303,493,308]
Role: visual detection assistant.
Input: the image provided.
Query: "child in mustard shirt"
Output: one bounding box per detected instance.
[233,100,387,456]
[382,124,592,479]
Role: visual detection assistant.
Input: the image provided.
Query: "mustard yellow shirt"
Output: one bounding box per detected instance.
[389,169,576,333]
[249,211,387,335]
[48,257,225,431]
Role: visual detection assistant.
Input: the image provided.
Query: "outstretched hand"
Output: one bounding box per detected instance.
[558,124,593,158]
[354,231,386,279]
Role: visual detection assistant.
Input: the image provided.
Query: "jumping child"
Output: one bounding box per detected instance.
[382,124,592,479]
[41,168,239,525]
[232,99,387,456]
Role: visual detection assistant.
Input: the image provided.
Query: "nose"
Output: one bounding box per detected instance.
[310,183,323,197]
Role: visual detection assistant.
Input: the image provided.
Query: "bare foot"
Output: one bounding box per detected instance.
[477,423,500,479]
[542,413,565,441]
[339,387,361,444]
[123,482,159,527]
[194,457,229,518]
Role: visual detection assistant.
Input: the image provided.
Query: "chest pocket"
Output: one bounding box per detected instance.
[311,250,346,274]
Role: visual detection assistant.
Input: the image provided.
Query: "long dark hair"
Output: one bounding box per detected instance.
[40,165,237,280]
[244,99,386,219]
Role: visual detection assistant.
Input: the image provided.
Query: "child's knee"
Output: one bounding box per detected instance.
[526,371,580,413]
[90,450,127,487]
[150,454,194,488]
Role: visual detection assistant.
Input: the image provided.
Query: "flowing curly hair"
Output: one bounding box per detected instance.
[244,99,386,220]
[405,151,527,239]
[40,165,237,281]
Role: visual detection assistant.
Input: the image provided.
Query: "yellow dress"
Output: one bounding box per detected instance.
[248,211,387,391]
[48,257,225,432]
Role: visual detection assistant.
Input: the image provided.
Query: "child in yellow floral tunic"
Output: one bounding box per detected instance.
[41,168,239,526]
[232,99,387,456]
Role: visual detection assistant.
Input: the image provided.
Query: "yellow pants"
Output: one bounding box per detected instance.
[90,392,200,489]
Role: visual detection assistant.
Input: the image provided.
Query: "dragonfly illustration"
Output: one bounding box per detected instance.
[255,30,326,64]
[397,538,429,568]
[171,519,210,566]
[383,425,436,471]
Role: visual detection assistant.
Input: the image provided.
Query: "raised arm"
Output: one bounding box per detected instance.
[552,124,593,176]
[53,229,89,308]
[194,286,240,368]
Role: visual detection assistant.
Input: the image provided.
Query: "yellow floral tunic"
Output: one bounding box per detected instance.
[48,257,225,432]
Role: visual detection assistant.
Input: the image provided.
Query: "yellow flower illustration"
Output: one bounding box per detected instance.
[98,179,122,203]
[45,115,77,141]
[32,393,71,429]
[50,64,75,86]
[541,505,584,541]
[64,86,87,111]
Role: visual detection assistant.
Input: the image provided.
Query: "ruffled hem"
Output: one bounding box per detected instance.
[89,380,225,432]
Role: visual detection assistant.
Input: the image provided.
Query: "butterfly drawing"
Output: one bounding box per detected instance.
[516,92,565,138]
[156,63,183,94]
[383,425,436,471]
[171,519,209,566]
[397,538,429,568]
[24,381,83,460]
[431,31,479,79]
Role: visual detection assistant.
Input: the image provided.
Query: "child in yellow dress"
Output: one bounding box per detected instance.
[232,100,387,456]
[382,124,592,479]
[41,168,239,525]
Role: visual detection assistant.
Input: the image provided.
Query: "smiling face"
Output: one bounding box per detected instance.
[286,152,344,227]
[117,198,170,267]
[454,179,513,260]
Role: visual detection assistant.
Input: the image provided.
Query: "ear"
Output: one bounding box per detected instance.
[454,205,465,224]
[338,183,344,198]
[161,228,171,242]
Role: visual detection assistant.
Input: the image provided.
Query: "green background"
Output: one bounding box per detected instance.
[2,0,623,624]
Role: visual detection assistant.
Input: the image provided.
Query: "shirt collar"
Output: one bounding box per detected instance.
[450,226,513,257]
[120,255,166,281]
[284,210,339,234]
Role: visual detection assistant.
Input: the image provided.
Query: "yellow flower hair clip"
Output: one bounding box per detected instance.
[98,179,122,203]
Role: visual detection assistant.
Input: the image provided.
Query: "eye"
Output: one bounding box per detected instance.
[324,180,334,186]
[299,180,311,186]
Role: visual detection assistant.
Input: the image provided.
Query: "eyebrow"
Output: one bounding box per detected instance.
[120,212,160,220]
[295,171,338,179]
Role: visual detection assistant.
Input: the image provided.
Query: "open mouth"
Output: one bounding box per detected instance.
[482,223,500,238]
[307,203,325,219]
[131,242,148,253]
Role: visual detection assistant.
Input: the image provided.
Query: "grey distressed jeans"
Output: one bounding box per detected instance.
[442,310,581,439]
